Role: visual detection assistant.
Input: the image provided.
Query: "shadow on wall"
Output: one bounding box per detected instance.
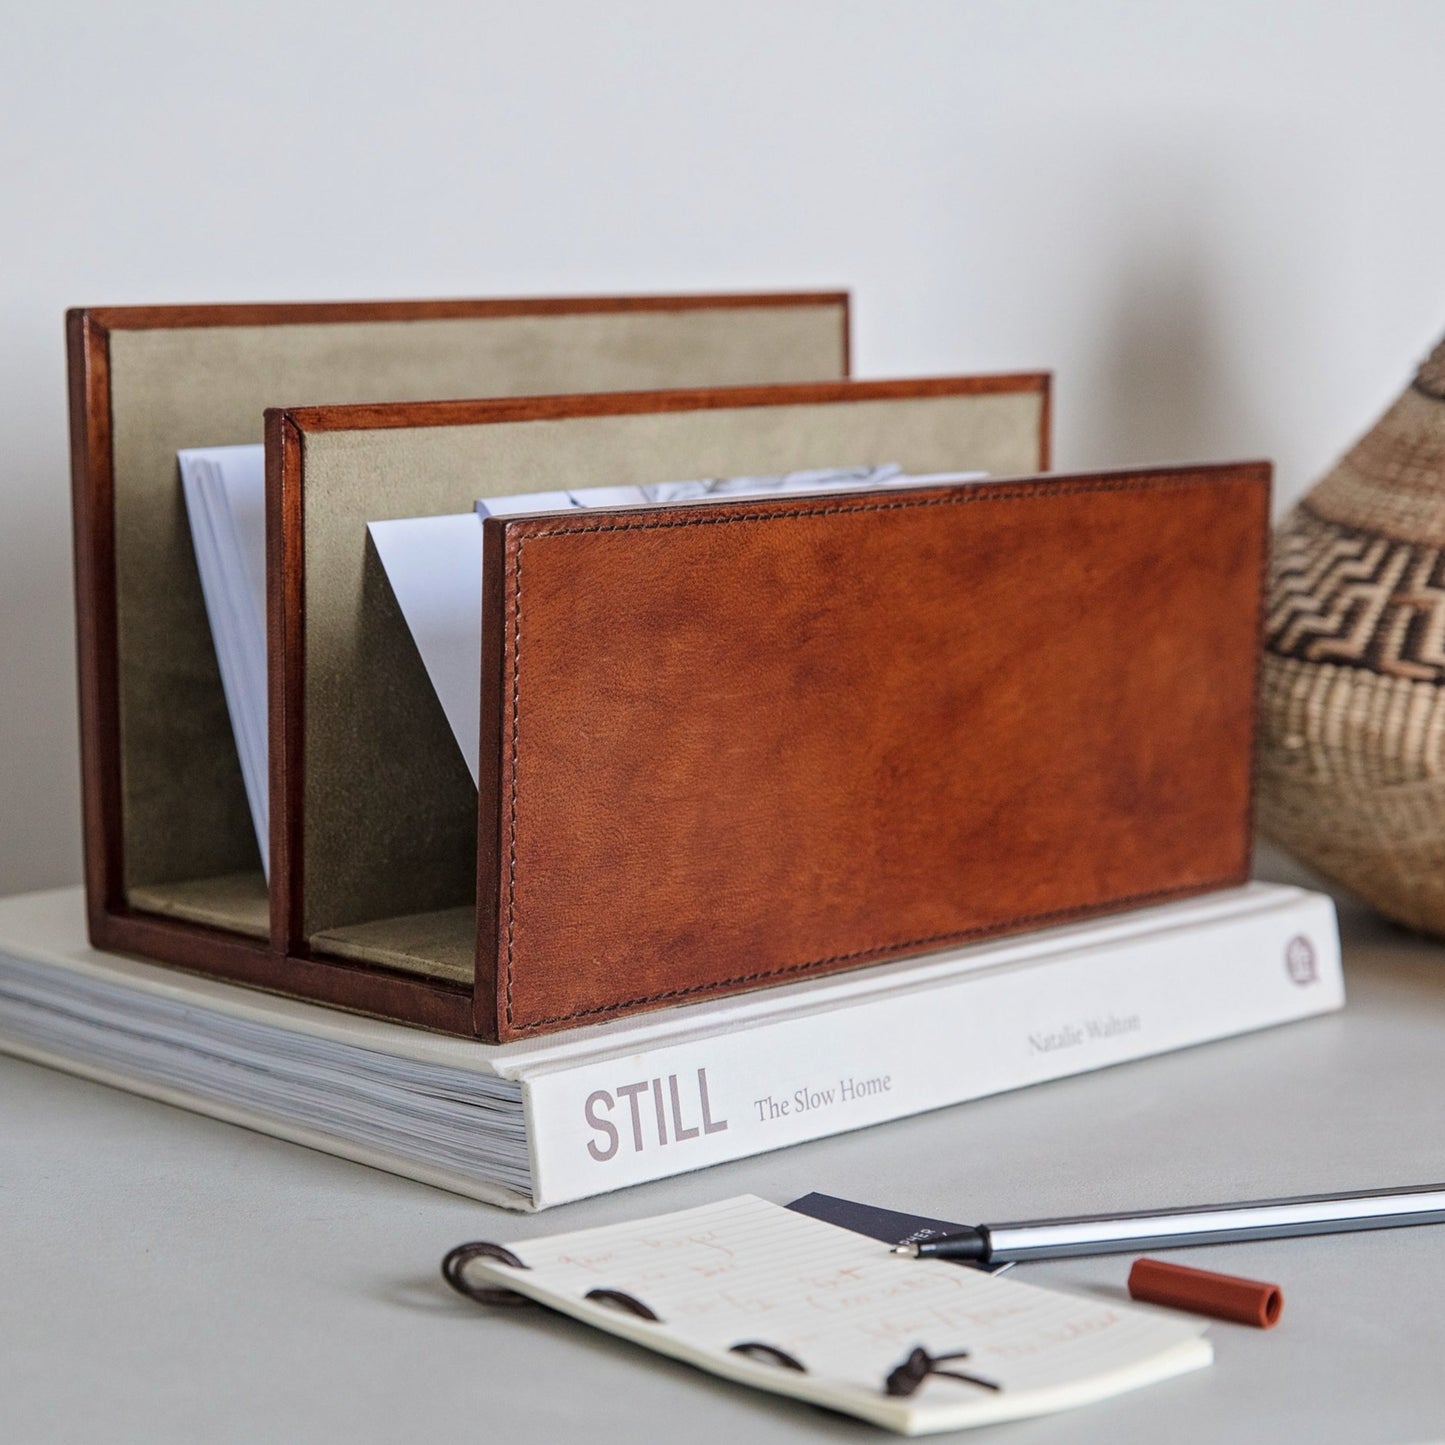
[0,430,83,898]
[1087,186,1266,473]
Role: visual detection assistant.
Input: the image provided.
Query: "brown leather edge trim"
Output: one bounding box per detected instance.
[90,909,472,1030]
[267,411,306,952]
[497,521,529,1040]
[264,410,476,1029]
[67,313,300,970]
[74,292,852,332]
[276,372,1053,434]
[508,461,1271,542]
[474,516,511,1039]
[505,883,1251,1037]
[1037,373,1053,470]
[497,461,1270,1036]
[1241,462,1274,878]
[67,309,122,938]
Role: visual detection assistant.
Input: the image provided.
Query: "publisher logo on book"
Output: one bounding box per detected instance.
[1284,935,1317,986]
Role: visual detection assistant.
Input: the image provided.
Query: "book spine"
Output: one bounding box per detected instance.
[522,892,1342,1208]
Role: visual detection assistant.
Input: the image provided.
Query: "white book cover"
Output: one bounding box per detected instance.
[0,884,1341,1210]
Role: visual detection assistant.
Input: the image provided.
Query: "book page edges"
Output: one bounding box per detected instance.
[0,1036,530,1209]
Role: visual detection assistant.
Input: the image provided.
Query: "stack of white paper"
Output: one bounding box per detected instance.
[179,449,987,817]
[179,445,270,875]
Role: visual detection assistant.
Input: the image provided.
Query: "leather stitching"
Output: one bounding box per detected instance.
[519,472,1253,540]
[500,470,1264,1033]
[503,529,523,1032]
[1244,479,1269,876]
[506,877,1241,1032]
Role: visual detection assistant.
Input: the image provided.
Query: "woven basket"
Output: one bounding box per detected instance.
[1261,335,1445,932]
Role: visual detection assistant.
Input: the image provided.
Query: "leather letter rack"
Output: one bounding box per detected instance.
[70,302,1265,1040]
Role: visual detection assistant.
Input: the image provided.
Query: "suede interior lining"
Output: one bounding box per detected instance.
[311,907,477,986]
[106,302,847,942]
[300,387,1047,981]
[126,871,270,939]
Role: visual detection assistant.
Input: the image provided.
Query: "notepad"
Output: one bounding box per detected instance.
[450,1195,1211,1434]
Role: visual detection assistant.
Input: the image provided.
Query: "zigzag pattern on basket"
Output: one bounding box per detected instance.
[1267,505,1445,682]
[1261,329,1445,935]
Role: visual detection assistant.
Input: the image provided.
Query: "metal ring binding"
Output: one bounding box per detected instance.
[583,1288,661,1321]
[728,1341,807,1372]
[441,1240,532,1307]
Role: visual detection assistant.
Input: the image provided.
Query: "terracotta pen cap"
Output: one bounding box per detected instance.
[1128,1257,1283,1328]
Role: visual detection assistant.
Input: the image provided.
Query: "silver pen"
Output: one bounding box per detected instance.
[890,1182,1445,1262]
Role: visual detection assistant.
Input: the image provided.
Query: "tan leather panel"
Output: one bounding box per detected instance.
[125,872,269,938]
[485,464,1267,1037]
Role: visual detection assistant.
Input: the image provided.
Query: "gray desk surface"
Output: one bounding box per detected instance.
[4,859,1445,1444]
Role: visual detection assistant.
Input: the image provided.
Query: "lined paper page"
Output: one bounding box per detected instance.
[466,1196,1209,1432]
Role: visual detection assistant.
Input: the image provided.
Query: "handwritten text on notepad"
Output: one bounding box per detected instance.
[492,1196,1186,1389]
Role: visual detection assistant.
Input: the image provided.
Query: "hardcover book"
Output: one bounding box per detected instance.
[0,883,1342,1210]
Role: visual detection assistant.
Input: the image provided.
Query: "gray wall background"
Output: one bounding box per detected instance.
[3,0,1444,897]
